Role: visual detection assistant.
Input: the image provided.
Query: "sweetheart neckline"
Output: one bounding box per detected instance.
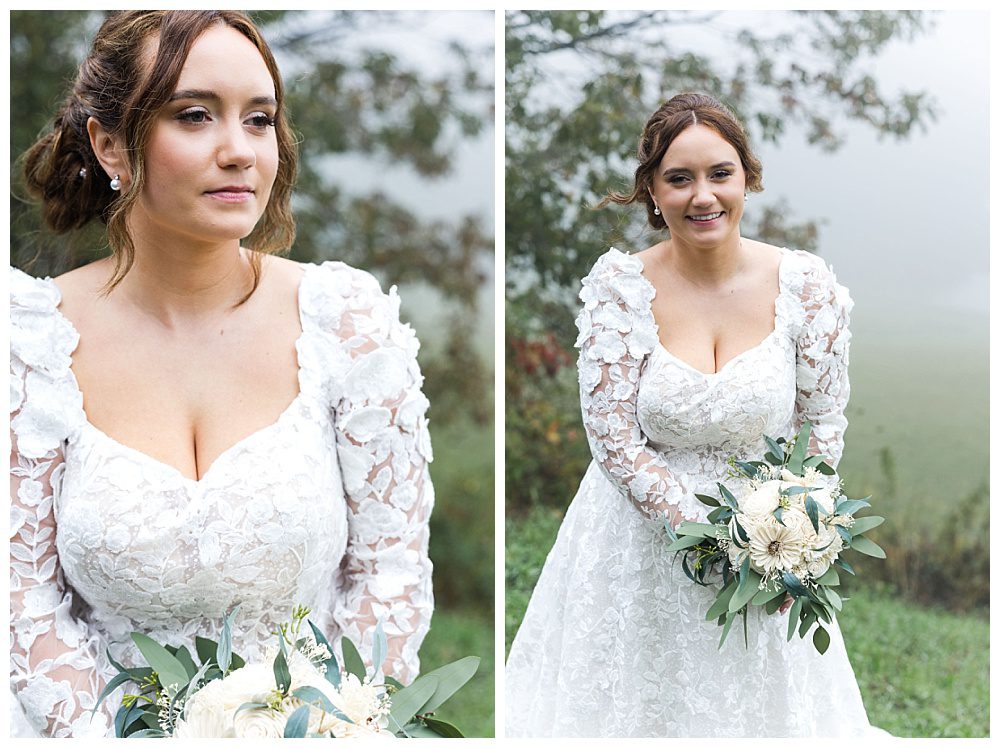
[637,246,790,378]
[47,266,310,484]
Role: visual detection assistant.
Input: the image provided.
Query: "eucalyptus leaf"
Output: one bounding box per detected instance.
[388,676,438,728]
[814,566,840,587]
[283,705,311,738]
[663,519,678,543]
[307,620,341,688]
[718,611,737,648]
[419,656,481,713]
[422,716,465,737]
[706,506,732,524]
[173,645,197,679]
[834,557,856,576]
[292,686,354,724]
[130,633,189,692]
[718,483,739,509]
[764,452,782,466]
[730,568,762,613]
[764,435,785,461]
[751,584,786,606]
[372,620,388,676]
[666,535,704,552]
[799,610,817,638]
[849,515,885,535]
[705,580,738,621]
[814,460,836,475]
[849,535,886,558]
[802,454,828,468]
[781,485,812,496]
[787,598,804,641]
[835,525,853,546]
[787,421,811,474]
[695,493,721,507]
[125,728,167,738]
[92,671,132,716]
[385,675,405,691]
[773,506,786,526]
[805,495,820,534]
[342,636,367,681]
[764,593,786,615]
[836,498,872,516]
[734,460,759,478]
[195,636,217,665]
[781,571,810,598]
[826,586,843,611]
[813,625,831,654]
[733,518,749,544]
[677,522,721,539]
[273,648,291,695]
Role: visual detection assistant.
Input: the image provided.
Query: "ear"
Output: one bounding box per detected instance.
[646,185,658,210]
[87,117,130,187]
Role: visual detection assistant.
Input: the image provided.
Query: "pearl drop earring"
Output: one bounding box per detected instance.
[110,174,121,191]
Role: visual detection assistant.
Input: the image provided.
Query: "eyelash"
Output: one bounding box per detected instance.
[175,107,276,129]
[667,170,733,185]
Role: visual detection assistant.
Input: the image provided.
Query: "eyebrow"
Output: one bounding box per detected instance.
[168,89,277,107]
[662,161,737,177]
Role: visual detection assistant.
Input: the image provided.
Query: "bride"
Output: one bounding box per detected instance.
[505,92,880,737]
[10,11,433,737]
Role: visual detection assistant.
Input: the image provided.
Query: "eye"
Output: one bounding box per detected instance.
[176,107,210,124]
[712,169,733,179]
[667,174,690,185]
[246,112,276,129]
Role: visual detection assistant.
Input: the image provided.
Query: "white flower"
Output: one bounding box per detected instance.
[747,518,806,575]
[327,673,392,738]
[174,663,277,737]
[739,480,781,517]
[232,706,287,738]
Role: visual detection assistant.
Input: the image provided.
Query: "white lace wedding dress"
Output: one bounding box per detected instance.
[505,247,881,738]
[9,261,435,738]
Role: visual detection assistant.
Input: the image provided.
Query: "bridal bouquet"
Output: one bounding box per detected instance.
[94,606,479,738]
[665,422,885,654]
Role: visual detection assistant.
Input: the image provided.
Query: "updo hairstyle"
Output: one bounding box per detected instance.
[604,92,763,230]
[22,10,298,297]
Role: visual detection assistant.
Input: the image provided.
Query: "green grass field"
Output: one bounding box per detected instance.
[418,607,494,737]
[505,506,989,738]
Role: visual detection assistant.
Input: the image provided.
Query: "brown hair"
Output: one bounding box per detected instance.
[602,92,763,230]
[22,10,298,299]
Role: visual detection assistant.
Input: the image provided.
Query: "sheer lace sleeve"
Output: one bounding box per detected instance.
[317,265,434,685]
[574,249,693,527]
[9,269,112,737]
[792,254,853,469]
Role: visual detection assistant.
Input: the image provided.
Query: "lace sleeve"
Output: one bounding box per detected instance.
[9,271,112,738]
[329,270,434,685]
[793,256,853,469]
[574,251,693,527]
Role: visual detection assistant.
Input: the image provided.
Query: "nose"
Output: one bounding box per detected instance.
[216,122,256,170]
[691,178,715,207]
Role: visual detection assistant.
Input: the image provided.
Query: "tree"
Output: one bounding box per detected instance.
[9,10,494,422]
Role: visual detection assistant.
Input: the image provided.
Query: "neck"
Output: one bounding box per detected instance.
[661,231,745,289]
[110,224,254,327]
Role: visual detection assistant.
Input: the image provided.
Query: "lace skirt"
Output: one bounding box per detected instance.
[505,461,880,738]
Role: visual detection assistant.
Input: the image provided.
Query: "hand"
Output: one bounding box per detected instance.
[778,593,794,615]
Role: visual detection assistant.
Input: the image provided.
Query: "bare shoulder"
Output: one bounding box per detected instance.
[258,253,306,299]
[51,258,113,316]
[742,238,784,269]
[633,241,669,273]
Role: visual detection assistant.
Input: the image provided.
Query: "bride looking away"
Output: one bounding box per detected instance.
[10,10,433,737]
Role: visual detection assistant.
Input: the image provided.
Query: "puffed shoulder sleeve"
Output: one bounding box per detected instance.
[574,249,694,527]
[302,262,434,685]
[9,267,113,737]
[790,253,853,468]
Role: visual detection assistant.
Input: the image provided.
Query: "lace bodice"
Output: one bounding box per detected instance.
[575,246,852,523]
[9,261,435,738]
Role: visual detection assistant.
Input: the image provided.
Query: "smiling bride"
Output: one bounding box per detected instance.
[10,11,433,737]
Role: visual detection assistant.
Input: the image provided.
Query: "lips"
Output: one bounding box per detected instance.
[205,186,254,203]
